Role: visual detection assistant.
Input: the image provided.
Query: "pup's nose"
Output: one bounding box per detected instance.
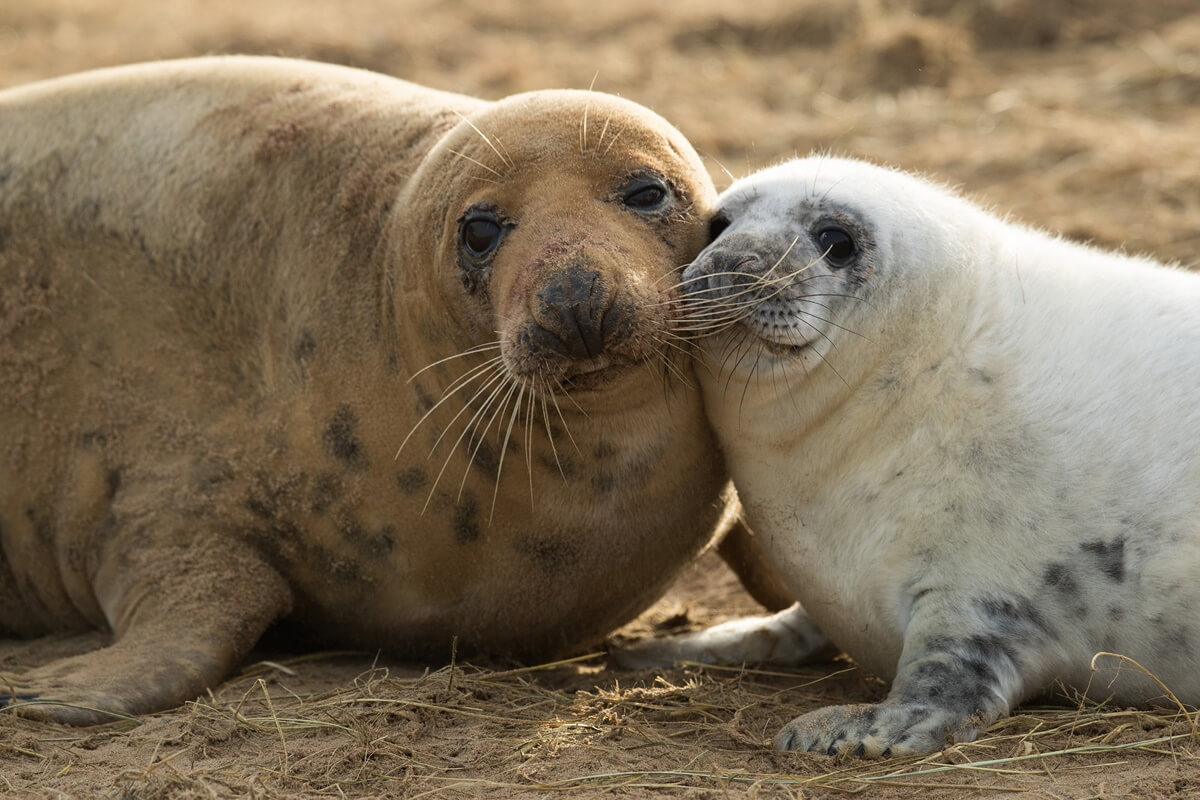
[684,250,761,301]
[529,267,630,360]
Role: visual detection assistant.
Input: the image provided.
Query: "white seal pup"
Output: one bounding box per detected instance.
[615,156,1200,757]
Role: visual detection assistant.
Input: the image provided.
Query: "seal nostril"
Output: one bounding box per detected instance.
[600,301,632,345]
[569,303,605,359]
[534,267,619,361]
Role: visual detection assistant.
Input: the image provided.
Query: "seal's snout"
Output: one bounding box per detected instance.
[687,249,762,299]
[530,267,631,360]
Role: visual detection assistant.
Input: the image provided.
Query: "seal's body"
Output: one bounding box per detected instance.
[0,56,737,723]
[616,156,1200,757]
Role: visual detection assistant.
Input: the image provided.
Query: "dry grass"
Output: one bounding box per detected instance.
[4,554,1198,798]
[6,642,1197,798]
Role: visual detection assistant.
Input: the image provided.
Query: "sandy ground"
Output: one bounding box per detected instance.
[3,0,1200,797]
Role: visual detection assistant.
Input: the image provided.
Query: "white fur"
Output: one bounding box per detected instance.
[618,157,1200,756]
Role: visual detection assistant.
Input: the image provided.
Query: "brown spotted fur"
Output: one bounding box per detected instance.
[0,56,783,724]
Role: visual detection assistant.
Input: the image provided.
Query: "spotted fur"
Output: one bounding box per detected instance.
[0,56,781,724]
[616,156,1200,757]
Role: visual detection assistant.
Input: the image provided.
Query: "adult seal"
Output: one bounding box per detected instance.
[615,156,1200,757]
[0,56,767,724]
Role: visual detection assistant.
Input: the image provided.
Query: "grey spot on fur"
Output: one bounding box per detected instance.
[295,330,317,362]
[192,457,234,489]
[396,468,429,494]
[105,469,121,500]
[246,495,274,520]
[594,440,618,459]
[976,594,1052,638]
[310,472,341,512]
[517,537,579,575]
[539,452,578,479]
[1081,538,1125,582]
[414,386,435,412]
[592,471,617,495]
[968,368,994,384]
[453,494,480,544]
[24,508,50,546]
[323,404,368,469]
[78,430,107,448]
[471,440,499,477]
[335,513,394,557]
[1043,563,1079,595]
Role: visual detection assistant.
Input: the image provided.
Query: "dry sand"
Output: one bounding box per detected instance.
[2,0,1199,797]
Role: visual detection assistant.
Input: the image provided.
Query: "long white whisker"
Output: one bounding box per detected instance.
[451,110,513,169]
[395,356,506,459]
[490,382,527,524]
[408,342,503,383]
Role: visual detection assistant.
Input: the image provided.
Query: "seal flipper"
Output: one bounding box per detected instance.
[716,518,796,612]
[775,592,1055,757]
[609,602,832,669]
[7,536,292,725]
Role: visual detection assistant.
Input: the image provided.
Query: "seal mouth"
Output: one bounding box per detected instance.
[558,355,637,391]
[731,318,814,358]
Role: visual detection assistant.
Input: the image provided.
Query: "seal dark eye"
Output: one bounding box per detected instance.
[462,218,503,258]
[622,178,671,212]
[815,225,857,268]
[708,214,731,243]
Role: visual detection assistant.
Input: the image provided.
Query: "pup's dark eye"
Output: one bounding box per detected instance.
[462,217,504,258]
[623,181,669,211]
[708,214,731,243]
[815,225,857,268]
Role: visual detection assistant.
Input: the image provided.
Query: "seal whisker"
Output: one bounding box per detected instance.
[394,355,507,459]
[524,384,537,507]
[428,355,507,409]
[592,113,613,158]
[489,381,528,523]
[650,259,697,288]
[738,340,766,424]
[409,341,504,383]
[537,382,568,483]
[424,360,510,460]
[792,316,850,388]
[451,110,513,170]
[549,378,585,451]
[422,366,513,513]
[447,148,503,179]
[457,371,520,498]
[579,73,600,156]
[601,125,625,158]
[793,309,871,343]
[649,334,695,390]
[552,377,589,418]
[720,328,759,404]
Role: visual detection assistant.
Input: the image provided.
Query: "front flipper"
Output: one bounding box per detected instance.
[611,603,833,669]
[1,535,291,725]
[776,593,1056,757]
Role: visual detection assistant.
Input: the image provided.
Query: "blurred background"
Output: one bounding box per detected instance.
[3,0,1200,264]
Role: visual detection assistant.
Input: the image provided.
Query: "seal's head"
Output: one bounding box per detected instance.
[679,156,979,376]
[402,89,716,398]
